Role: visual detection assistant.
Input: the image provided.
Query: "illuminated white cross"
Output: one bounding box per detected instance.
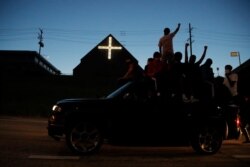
[98,36,122,59]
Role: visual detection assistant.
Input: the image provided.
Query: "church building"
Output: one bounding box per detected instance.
[73,34,143,90]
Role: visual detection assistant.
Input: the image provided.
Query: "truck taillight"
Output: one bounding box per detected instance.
[236,117,240,127]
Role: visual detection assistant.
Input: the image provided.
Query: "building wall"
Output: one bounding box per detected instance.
[0,75,115,116]
[0,51,60,76]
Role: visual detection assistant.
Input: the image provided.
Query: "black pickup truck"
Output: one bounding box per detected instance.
[48,78,240,155]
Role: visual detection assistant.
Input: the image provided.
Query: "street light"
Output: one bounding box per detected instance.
[230,51,241,65]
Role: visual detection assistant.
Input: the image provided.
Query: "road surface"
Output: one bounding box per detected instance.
[0,116,249,167]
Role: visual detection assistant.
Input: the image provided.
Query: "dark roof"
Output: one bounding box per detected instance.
[0,50,61,75]
[73,34,143,77]
[233,58,250,74]
[233,59,250,95]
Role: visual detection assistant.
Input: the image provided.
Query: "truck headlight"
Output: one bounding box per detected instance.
[52,105,62,112]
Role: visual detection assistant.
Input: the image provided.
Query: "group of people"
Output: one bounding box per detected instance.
[144,23,210,103]
[119,23,234,103]
[221,64,250,143]
[118,23,250,142]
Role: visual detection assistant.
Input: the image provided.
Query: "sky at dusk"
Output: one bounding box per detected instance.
[1,0,250,75]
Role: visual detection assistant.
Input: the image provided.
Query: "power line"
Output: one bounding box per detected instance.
[0,27,249,49]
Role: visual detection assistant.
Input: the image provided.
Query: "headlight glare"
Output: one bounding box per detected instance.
[52,105,62,112]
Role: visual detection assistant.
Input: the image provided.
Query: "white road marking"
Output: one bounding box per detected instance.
[28,155,80,160]
[232,155,250,159]
[0,117,47,124]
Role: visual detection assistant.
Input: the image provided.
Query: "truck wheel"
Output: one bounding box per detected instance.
[191,126,223,155]
[66,122,103,155]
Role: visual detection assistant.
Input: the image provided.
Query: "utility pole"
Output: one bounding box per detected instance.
[38,28,44,55]
[188,23,194,56]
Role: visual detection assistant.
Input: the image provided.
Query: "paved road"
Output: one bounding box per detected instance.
[0,116,250,167]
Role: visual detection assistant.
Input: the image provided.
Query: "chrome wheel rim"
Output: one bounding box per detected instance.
[198,127,221,153]
[70,123,101,153]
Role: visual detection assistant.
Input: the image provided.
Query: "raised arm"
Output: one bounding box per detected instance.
[196,45,207,65]
[173,23,181,35]
[185,43,189,63]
